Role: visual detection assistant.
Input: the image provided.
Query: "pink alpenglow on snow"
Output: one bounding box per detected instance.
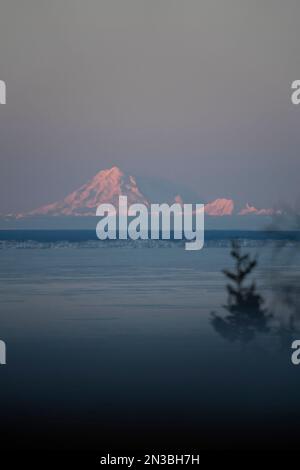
[238,203,278,216]
[28,166,149,216]
[204,198,234,216]
[15,166,278,219]
[174,195,184,206]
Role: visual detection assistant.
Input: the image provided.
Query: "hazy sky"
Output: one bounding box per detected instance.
[0,0,300,212]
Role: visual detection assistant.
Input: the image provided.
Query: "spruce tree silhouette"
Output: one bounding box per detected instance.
[211,241,272,343]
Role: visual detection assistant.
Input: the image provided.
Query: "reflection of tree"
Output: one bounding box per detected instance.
[211,241,272,343]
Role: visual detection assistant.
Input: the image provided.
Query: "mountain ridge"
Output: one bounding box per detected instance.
[14,166,276,218]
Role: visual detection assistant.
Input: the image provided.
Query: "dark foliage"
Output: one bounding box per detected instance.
[211,241,272,343]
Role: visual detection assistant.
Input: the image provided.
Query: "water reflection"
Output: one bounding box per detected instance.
[211,241,272,343]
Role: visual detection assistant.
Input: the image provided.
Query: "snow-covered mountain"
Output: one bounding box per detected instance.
[238,203,280,216]
[27,166,149,216]
[17,166,275,218]
[204,198,234,216]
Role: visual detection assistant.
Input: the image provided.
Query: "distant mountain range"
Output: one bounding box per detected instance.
[13,166,277,219]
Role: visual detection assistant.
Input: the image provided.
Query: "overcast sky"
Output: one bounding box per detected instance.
[0,0,300,212]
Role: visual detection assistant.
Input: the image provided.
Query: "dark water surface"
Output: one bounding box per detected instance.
[0,232,300,451]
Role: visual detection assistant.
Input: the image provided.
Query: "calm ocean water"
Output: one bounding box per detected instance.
[0,230,300,450]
